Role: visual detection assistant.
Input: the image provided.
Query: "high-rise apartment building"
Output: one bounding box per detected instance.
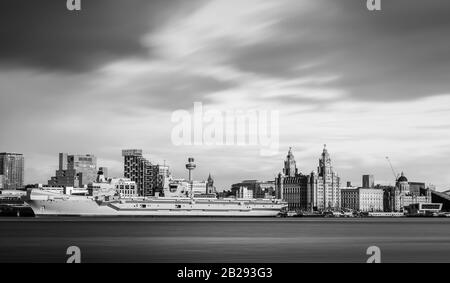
[122,149,155,196]
[122,150,173,197]
[0,153,25,190]
[48,153,97,187]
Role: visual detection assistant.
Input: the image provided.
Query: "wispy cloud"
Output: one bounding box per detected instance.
[0,0,449,190]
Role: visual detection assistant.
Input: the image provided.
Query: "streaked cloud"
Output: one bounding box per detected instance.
[0,0,205,72]
[0,0,449,190]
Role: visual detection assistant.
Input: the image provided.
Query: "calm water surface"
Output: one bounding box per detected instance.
[1,217,449,263]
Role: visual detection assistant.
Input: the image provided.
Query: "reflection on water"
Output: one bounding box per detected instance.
[1,218,450,263]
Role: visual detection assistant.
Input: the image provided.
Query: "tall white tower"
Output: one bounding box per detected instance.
[185,157,196,182]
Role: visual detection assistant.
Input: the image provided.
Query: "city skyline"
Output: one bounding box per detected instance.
[1,0,450,190]
[0,146,444,192]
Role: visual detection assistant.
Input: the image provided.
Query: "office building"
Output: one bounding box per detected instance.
[359,188,384,212]
[409,182,426,196]
[232,180,275,199]
[276,173,312,211]
[48,153,97,188]
[0,153,25,190]
[341,188,359,211]
[275,148,314,211]
[341,187,384,212]
[362,175,375,188]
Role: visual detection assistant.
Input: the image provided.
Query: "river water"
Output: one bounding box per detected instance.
[0,217,449,263]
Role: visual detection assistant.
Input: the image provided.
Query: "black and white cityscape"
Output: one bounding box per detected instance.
[1,0,450,265]
[1,147,449,216]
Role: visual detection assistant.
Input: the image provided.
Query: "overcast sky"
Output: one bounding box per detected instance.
[1,0,450,190]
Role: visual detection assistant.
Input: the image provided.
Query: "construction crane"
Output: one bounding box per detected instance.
[385,156,399,181]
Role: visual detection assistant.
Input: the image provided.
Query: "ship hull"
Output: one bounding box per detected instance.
[26,191,286,217]
[27,200,283,217]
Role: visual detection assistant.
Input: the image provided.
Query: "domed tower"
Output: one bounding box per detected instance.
[283,147,298,177]
[396,172,410,194]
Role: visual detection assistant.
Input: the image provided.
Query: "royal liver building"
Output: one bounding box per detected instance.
[275,145,341,212]
[311,145,341,211]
